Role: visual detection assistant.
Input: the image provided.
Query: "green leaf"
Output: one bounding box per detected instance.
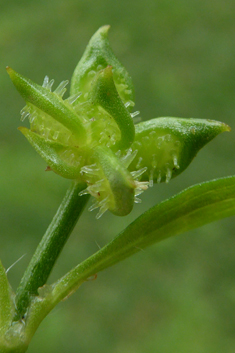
[95,176,235,269]
[27,176,235,341]
[48,176,235,301]
[70,25,135,109]
[129,117,230,184]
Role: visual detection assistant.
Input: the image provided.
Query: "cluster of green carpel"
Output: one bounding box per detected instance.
[7,26,230,218]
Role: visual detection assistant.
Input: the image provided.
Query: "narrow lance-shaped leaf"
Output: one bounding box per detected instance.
[93,176,235,270]
[70,25,135,110]
[26,175,235,332]
[7,67,87,144]
[128,117,230,185]
[48,176,235,303]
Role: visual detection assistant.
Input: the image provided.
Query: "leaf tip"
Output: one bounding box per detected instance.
[18,126,28,135]
[206,119,231,133]
[222,123,231,133]
[98,24,111,35]
[6,66,14,78]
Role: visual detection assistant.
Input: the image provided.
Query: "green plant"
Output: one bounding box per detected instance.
[1,25,235,352]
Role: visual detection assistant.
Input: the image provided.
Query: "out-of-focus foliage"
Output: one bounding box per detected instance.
[1,0,235,352]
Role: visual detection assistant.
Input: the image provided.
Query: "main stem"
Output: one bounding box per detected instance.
[14,181,89,320]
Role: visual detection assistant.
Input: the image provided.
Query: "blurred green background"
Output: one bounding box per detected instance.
[1,0,235,352]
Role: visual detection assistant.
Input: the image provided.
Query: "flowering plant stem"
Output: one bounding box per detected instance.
[19,175,235,349]
[2,26,235,353]
[14,181,89,321]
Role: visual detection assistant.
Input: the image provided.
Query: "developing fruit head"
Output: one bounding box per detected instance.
[7,26,230,218]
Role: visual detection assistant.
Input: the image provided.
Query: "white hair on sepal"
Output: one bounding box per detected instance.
[65,93,82,105]
[157,170,162,184]
[95,198,109,219]
[165,167,172,184]
[54,80,69,98]
[87,196,110,219]
[20,106,30,121]
[80,164,100,178]
[130,167,147,180]
[149,169,154,187]
[42,76,54,91]
[47,78,54,91]
[130,111,140,118]
[120,148,138,168]
[42,75,49,88]
[172,153,180,169]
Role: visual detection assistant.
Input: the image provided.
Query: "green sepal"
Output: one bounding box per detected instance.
[19,127,89,180]
[94,146,135,216]
[89,66,135,150]
[70,25,135,110]
[7,67,87,144]
[129,117,230,184]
